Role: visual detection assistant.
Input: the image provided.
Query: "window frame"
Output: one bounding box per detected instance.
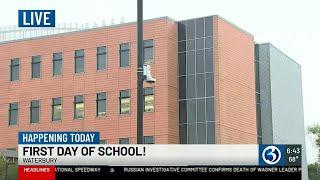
[74,95,84,119]
[143,39,154,63]
[9,102,19,126]
[31,56,41,79]
[52,97,62,121]
[30,100,40,124]
[119,90,130,115]
[53,52,63,76]
[96,92,107,117]
[10,58,20,81]
[144,87,155,113]
[74,49,85,74]
[97,46,107,71]
[119,43,130,68]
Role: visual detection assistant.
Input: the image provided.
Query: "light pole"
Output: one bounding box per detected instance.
[136,0,144,144]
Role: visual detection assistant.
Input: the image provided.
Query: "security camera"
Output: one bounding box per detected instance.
[143,64,156,83]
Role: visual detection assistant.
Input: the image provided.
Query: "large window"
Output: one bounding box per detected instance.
[75,49,84,73]
[9,102,18,126]
[97,46,107,70]
[96,92,107,117]
[120,43,130,67]
[119,138,130,144]
[30,100,40,123]
[31,56,41,78]
[144,87,154,112]
[10,58,20,81]
[144,40,154,63]
[52,97,62,121]
[74,95,84,119]
[178,17,215,144]
[119,90,130,114]
[53,52,62,76]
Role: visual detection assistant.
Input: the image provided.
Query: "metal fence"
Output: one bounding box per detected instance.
[0,19,125,43]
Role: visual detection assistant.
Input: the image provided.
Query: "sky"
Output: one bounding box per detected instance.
[0,0,319,163]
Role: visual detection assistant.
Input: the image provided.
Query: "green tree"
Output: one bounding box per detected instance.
[307,124,320,180]
[307,124,320,161]
[308,163,320,180]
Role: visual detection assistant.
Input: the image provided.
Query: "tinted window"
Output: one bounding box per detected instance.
[207,122,215,144]
[188,123,196,144]
[32,56,41,78]
[196,98,205,122]
[52,97,62,121]
[196,50,204,73]
[144,40,154,63]
[197,123,206,144]
[179,53,186,76]
[179,124,187,144]
[205,48,213,72]
[196,74,205,97]
[74,95,84,119]
[187,51,195,75]
[179,100,187,124]
[97,92,107,116]
[143,136,154,144]
[205,37,213,48]
[186,20,195,40]
[206,98,214,121]
[30,100,40,123]
[187,75,196,98]
[119,138,130,144]
[97,46,107,70]
[10,59,20,81]
[9,102,18,125]
[178,41,186,52]
[75,50,84,73]
[53,52,62,76]
[120,90,130,114]
[196,18,204,38]
[179,76,186,99]
[178,22,186,41]
[144,87,154,112]
[187,99,196,123]
[196,38,204,50]
[187,40,195,51]
[120,43,130,67]
[205,16,213,36]
[206,73,214,97]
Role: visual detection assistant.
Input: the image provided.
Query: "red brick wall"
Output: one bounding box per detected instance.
[214,16,257,144]
[0,17,178,148]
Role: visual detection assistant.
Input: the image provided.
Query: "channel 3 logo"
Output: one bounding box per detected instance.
[259,145,285,166]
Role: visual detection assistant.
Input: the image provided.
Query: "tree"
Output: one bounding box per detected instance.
[307,124,320,180]
[308,163,320,180]
[307,124,320,161]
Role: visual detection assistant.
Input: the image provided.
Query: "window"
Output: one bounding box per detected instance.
[144,87,154,112]
[53,52,62,76]
[97,46,107,70]
[75,49,84,73]
[74,95,84,119]
[96,92,107,117]
[9,102,18,126]
[144,40,154,63]
[120,43,130,67]
[31,56,41,78]
[119,138,130,144]
[143,136,155,144]
[100,140,108,144]
[10,59,20,81]
[119,90,130,114]
[30,100,40,123]
[52,97,62,121]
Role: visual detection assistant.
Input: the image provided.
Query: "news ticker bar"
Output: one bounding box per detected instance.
[18,144,302,166]
[19,166,302,179]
